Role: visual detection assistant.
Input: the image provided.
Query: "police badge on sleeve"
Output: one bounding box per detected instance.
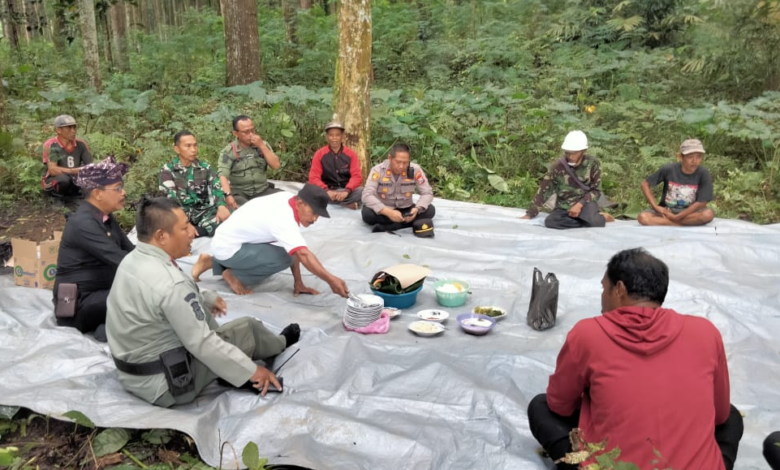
[184,292,205,321]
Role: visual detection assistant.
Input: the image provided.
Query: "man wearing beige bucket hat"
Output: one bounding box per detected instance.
[638,138,715,226]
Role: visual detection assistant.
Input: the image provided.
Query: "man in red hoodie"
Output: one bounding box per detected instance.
[528,248,743,469]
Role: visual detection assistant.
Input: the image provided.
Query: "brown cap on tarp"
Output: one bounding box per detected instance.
[413,218,434,238]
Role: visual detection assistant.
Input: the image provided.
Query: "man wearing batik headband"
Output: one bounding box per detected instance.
[53,157,135,341]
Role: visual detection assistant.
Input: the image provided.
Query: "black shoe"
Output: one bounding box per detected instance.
[371,224,387,233]
[280,323,301,347]
[93,324,108,343]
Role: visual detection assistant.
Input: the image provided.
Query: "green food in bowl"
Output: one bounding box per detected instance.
[473,306,505,318]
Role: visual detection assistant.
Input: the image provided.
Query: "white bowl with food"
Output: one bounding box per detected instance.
[408,321,445,337]
[416,309,450,323]
[383,307,402,319]
[471,306,507,321]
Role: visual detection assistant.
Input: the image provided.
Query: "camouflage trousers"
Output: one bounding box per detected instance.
[185,205,220,237]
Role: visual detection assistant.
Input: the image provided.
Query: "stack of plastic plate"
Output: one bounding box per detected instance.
[343,294,384,328]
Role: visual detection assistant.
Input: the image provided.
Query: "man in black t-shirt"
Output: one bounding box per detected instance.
[638,139,715,226]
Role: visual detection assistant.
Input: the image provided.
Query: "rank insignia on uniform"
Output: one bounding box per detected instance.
[190,300,205,321]
[382,177,390,182]
[371,172,379,181]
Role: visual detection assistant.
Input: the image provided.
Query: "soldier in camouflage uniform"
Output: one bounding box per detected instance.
[218,115,281,209]
[160,130,230,237]
[522,131,613,229]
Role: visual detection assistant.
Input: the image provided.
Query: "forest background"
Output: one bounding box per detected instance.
[0,0,779,227]
[0,0,780,228]
[0,1,780,468]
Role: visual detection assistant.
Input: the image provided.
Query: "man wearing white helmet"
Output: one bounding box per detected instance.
[521,130,613,229]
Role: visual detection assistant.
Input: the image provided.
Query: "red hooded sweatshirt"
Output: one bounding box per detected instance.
[547,306,731,469]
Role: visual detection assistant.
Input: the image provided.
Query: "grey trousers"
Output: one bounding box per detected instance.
[545,201,605,230]
[213,243,293,286]
[328,187,363,205]
[154,317,287,407]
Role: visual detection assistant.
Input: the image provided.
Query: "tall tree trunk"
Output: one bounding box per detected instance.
[51,0,67,50]
[102,13,114,70]
[2,0,20,49]
[78,0,102,91]
[153,0,165,39]
[18,0,29,42]
[0,59,6,130]
[220,0,262,86]
[282,0,298,65]
[334,0,372,177]
[109,1,127,69]
[299,0,311,8]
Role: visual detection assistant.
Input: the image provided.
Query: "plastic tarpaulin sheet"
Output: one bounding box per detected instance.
[1,182,779,469]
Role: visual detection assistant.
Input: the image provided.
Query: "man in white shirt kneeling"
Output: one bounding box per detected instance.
[192,184,349,298]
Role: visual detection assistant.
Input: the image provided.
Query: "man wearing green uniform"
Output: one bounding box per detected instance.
[160,130,230,237]
[218,115,281,209]
[106,197,300,406]
[521,131,614,229]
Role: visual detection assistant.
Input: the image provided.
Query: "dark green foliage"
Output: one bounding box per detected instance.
[0,0,778,223]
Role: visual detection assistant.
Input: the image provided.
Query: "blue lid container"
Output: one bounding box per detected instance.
[370,285,423,309]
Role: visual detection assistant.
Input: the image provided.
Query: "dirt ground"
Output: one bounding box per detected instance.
[1,408,208,469]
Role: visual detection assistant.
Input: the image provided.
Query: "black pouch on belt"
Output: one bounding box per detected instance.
[160,347,194,397]
[55,283,78,318]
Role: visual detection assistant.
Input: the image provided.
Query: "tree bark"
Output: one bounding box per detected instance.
[334,0,372,177]
[0,59,6,130]
[282,0,298,65]
[51,0,67,50]
[109,1,127,69]
[78,0,102,91]
[2,0,20,49]
[221,0,262,86]
[299,0,311,8]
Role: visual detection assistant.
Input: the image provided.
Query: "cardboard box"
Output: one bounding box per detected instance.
[11,232,62,289]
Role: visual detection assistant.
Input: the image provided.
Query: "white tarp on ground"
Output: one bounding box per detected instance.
[1,181,779,469]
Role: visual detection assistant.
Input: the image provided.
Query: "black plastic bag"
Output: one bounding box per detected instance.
[527,268,559,331]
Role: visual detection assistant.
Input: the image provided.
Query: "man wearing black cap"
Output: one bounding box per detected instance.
[53,157,134,340]
[192,184,349,298]
[41,114,93,199]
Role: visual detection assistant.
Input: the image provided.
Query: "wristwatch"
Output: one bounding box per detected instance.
[225,192,232,197]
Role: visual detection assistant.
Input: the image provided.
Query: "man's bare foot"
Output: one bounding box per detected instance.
[601,212,615,223]
[191,253,213,282]
[342,202,359,210]
[223,269,253,295]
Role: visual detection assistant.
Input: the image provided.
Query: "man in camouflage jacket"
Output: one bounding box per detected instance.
[522,131,613,229]
[159,130,230,237]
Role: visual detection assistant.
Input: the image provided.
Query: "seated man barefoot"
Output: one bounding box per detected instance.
[528,248,743,470]
[41,114,93,200]
[361,143,435,235]
[521,130,614,229]
[53,157,133,340]
[638,139,715,226]
[160,130,230,237]
[192,184,349,298]
[107,197,300,406]
[307,116,363,210]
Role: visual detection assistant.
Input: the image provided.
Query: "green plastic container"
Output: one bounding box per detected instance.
[433,279,469,307]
